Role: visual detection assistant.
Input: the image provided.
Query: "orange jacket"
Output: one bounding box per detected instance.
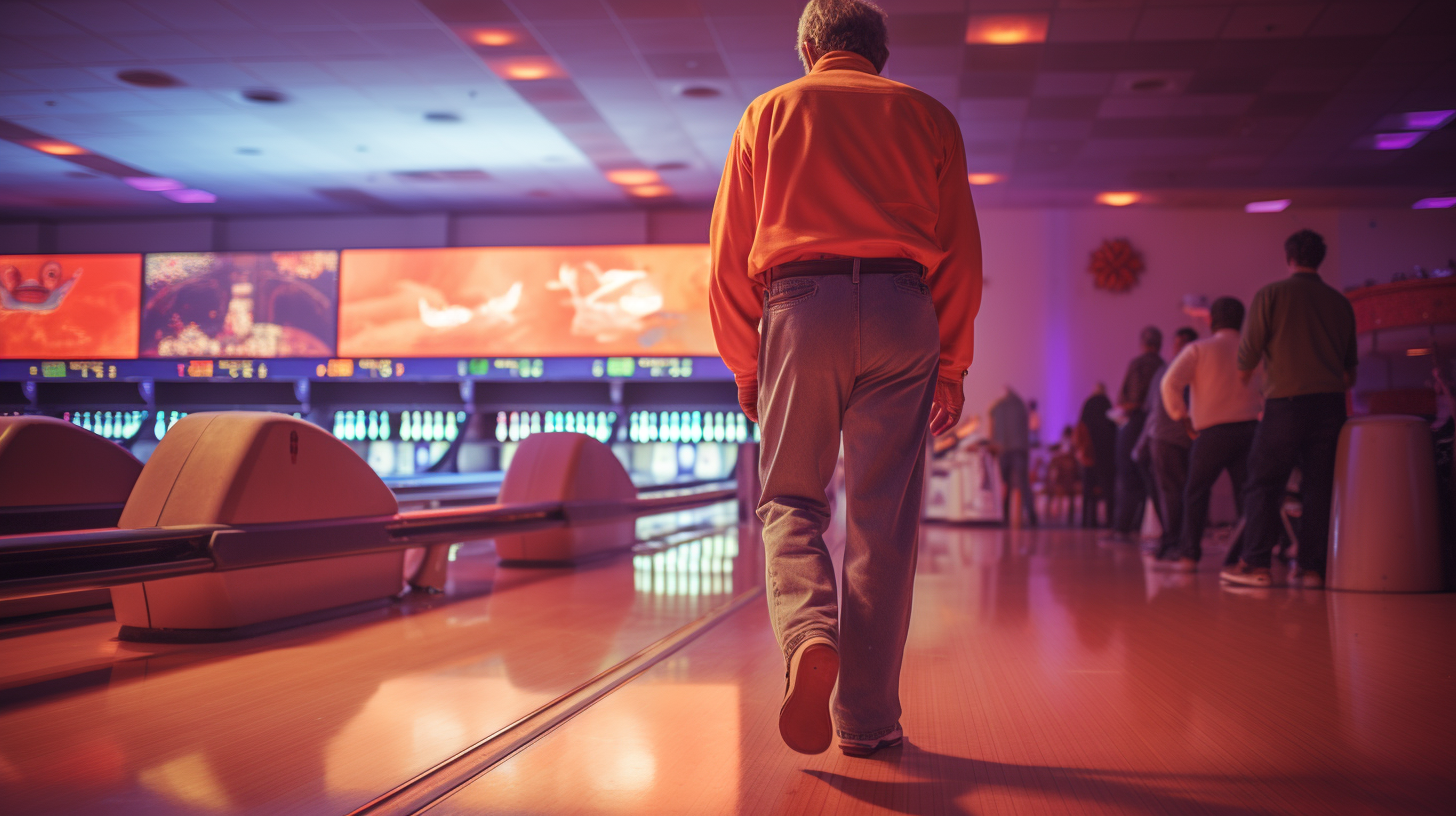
[709,51,983,390]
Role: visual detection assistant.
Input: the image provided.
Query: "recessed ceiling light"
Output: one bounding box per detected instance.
[1413,197,1456,209]
[241,87,287,104]
[965,14,1048,45]
[653,161,690,171]
[124,177,184,192]
[65,171,98,179]
[237,147,262,155]
[680,86,721,98]
[1245,199,1291,213]
[488,57,565,81]
[423,111,462,123]
[393,169,490,182]
[627,184,672,198]
[1095,191,1140,207]
[606,169,660,186]
[116,69,182,88]
[1385,110,1456,131]
[24,140,86,156]
[1361,132,1427,150]
[162,189,217,204]
[967,173,1005,185]
[472,28,517,47]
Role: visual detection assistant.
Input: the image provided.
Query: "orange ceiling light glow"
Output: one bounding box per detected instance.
[471,29,518,47]
[965,14,1049,45]
[605,169,660,186]
[26,140,87,156]
[1096,192,1141,207]
[627,184,672,198]
[967,173,1005,185]
[487,57,565,81]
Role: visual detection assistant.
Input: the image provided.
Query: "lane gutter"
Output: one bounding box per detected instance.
[346,584,764,816]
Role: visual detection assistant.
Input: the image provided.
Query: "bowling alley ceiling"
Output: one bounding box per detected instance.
[1,0,1453,217]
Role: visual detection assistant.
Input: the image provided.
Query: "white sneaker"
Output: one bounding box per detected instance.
[840,727,904,758]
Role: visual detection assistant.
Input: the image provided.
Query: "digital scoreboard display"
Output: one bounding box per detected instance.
[141,251,339,359]
[0,254,141,360]
[336,245,717,359]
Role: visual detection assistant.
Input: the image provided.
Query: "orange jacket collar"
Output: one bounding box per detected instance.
[810,51,878,76]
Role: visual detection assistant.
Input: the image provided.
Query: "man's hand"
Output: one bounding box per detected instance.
[737,378,759,424]
[929,376,963,437]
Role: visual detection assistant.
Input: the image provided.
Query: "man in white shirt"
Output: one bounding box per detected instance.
[1158,297,1264,570]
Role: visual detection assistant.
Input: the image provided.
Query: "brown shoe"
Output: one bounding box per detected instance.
[1291,568,1324,589]
[1220,562,1272,587]
[779,636,838,754]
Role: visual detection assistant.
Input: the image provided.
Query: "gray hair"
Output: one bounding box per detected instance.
[797,0,889,73]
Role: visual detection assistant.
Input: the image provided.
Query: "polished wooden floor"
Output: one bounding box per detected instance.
[2,516,1453,815]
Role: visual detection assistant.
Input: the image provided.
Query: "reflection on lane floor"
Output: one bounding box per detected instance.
[0,523,764,816]
[441,525,1456,815]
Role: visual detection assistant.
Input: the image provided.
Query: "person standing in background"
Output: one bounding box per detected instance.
[1138,326,1198,561]
[1076,386,1117,528]
[1159,298,1264,571]
[989,387,1037,527]
[1222,230,1355,588]
[1111,327,1165,540]
[1027,398,1042,448]
[709,0,982,757]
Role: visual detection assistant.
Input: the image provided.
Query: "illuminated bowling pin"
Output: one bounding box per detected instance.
[381,411,392,441]
[155,412,166,439]
[367,411,378,440]
[508,411,519,441]
[445,412,458,442]
[531,412,541,435]
[495,412,507,442]
[354,411,366,440]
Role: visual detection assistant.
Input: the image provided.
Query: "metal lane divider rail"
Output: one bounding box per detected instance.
[0,482,738,603]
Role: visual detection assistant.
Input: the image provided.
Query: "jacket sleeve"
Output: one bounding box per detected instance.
[1238,289,1271,372]
[928,115,983,384]
[708,121,765,387]
[1160,345,1196,421]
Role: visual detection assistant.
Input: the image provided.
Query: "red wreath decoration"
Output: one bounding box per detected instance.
[1089,238,1145,293]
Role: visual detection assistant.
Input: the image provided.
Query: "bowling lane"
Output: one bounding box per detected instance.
[0,506,759,816]
[434,525,1456,815]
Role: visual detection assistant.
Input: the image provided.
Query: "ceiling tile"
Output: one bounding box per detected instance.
[1032,71,1112,96]
[323,0,435,27]
[1133,6,1231,42]
[643,52,728,79]
[278,30,383,57]
[4,3,89,36]
[132,0,256,31]
[960,71,1037,97]
[609,0,704,19]
[1220,4,1323,40]
[106,33,211,59]
[1266,67,1354,93]
[958,98,1029,121]
[28,35,138,63]
[963,45,1043,72]
[1310,1,1418,38]
[9,66,117,90]
[889,47,962,76]
[891,14,968,48]
[1047,8,1140,43]
[1027,95,1100,119]
[191,31,299,58]
[622,18,717,52]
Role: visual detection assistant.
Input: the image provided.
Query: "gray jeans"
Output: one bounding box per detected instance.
[756,271,939,741]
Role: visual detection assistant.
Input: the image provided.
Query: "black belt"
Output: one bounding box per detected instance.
[771,257,924,281]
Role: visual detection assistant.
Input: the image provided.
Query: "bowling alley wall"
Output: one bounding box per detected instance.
[2,203,1454,435]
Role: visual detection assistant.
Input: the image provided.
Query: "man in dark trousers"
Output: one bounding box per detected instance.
[1111,326,1165,540]
[1139,327,1198,560]
[1223,230,1355,588]
[709,0,982,757]
[990,386,1037,527]
[1159,298,1264,571]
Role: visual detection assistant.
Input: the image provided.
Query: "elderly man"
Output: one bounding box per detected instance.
[709,0,982,757]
